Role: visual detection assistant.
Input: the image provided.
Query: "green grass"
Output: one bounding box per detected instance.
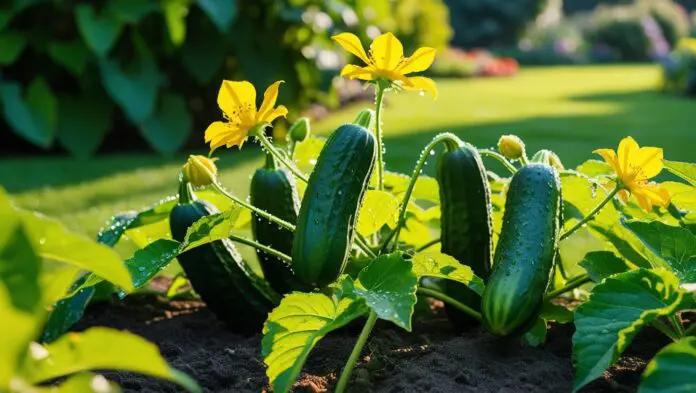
[1,64,693,247]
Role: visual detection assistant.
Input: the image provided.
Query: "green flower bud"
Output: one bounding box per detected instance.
[288,117,311,143]
[182,155,218,187]
[353,109,375,130]
[498,135,526,160]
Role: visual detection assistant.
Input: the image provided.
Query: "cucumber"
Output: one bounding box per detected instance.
[170,181,278,334]
[437,142,493,328]
[481,163,562,336]
[292,124,376,288]
[250,154,305,294]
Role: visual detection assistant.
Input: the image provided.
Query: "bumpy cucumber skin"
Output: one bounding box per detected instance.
[437,144,493,328]
[170,200,277,334]
[481,164,561,337]
[292,124,376,288]
[250,166,304,294]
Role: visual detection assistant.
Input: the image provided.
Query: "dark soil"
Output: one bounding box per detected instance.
[73,293,669,393]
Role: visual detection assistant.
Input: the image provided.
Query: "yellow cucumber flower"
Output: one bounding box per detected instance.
[332,32,438,98]
[593,136,670,212]
[205,80,288,151]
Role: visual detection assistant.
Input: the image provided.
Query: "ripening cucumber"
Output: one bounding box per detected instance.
[250,154,305,294]
[292,124,376,288]
[169,181,278,334]
[437,141,493,328]
[481,164,562,336]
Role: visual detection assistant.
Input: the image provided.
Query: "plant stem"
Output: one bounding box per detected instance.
[355,236,377,259]
[227,234,292,263]
[417,287,482,322]
[253,127,309,183]
[670,315,686,338]
[652,318,680,342]
[374,84,386,191]
[335,311,378,393]
[478,149,517,174]
[387,133,463,251]
[416,238,441,252]
[560,188,620,241]
[544,274,592,300]
[212,182,295,231]
[519,154,530,166]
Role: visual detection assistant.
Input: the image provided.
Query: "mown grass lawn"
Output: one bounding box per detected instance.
[2,65,693,245]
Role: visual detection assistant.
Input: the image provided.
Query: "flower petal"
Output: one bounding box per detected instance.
[369,32,403,71]
[218,80,256,124]
[332,33,371,65]
[630,183,671,211]
[205,121,235,152]
[617,136,639,177]
[397,47,436,75]
[403,76,438,99]
[340,64,375,80]
[264,105,288,123]
[593,148,619,173]
[257,81,284,122]
[633,146,664,180]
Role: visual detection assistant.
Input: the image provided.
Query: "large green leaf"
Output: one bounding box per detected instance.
[572,268,689,391]
[664,160,696,187]
[125,239,181,289]
[663,182,696,224]
[42,287,94,344]
[108,0,158,23]
[50,372,121,392]
[293,136,325,174]
[196,0,236,32]
[0,80,56,148]
[0,32,26,64]
[576,159,613,176]
[262,279,368,393]
[357,190,399,236]
[47,41,91,76]
[0,284,40,387]
[353,252,418,331]
[56,93,112,158]
[162,0,189,46]
[20,328,200,392]
[17,210,133,291]
[75,4,122,57]
[411,251,485,295]
[639,337,696,393]
[139,93,192,155]
[100,53,160,123]
[623,221,696,284]
[179,16,225,84]
[578,251,630,282]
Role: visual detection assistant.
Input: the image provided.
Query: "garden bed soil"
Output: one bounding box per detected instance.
[74,292,669,393]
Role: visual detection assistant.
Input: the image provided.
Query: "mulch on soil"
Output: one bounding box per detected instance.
[73,294,668,393]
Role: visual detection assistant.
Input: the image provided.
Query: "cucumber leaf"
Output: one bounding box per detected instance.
[262,278,368,393]
[125,239,181,289]
[623,220,696,284]
[51,372,121,393]
[578,251,630,282]
[181,206,242,251]
[75,4,122,57]
[664,160,696,187]
[196,0,236,32]
[411,251,485,295]
[353,252,418,331]
[357,190,399,236]
[572,268,689,391]
[639,337,696,393]
[20,327,200,393]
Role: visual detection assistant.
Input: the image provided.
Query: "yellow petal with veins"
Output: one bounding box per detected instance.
[263,105,288,124]
[617,136,639,177]
[218,81,256,124]
[257,81,284,122]
[340,64,375,80]
[332,32,371,65]
[370,32,403,71]
[397,47,436,75]
[403,76,438,99]
[632,146,663,180]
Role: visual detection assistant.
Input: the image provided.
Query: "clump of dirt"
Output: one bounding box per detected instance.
[74,295,666,393]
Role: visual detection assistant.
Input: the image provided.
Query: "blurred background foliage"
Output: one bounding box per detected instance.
[1,0,694,157]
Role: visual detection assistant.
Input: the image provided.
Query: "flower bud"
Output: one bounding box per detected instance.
[531,149,565,171]
[497,135,526,160]
[182,155,218,187]
[353,108,375,130]
[288,117,311,143]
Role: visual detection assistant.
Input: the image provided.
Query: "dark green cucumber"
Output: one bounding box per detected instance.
[437,142,493,328]
[292,124,376,288]
[481,163,562,336]
[170,182,278,334]
[250,154,305,294]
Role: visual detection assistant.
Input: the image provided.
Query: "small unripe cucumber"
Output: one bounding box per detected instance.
[437,142,493,328]
[170,183,278,334]
[292,124,376,288]
[250,154,305,294]
[482,164,561,336]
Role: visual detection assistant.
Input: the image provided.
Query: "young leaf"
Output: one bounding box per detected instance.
[357,190,399,236]
[42,287,94,343]
[162,0,189,46]
[411,251,485,295]
[623,221,696,284]
[664,160,696,187]
[293,136,325,174]
[74,4,122,57]
[181,206,242,251]
[20,328,200,393]
[353,252,418,331]
[262,281,368,393]
[639,337,696,393]
[572,268,689,391]
[96,211,139,247]
[578,251,630,282]
[125,239,181,289]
